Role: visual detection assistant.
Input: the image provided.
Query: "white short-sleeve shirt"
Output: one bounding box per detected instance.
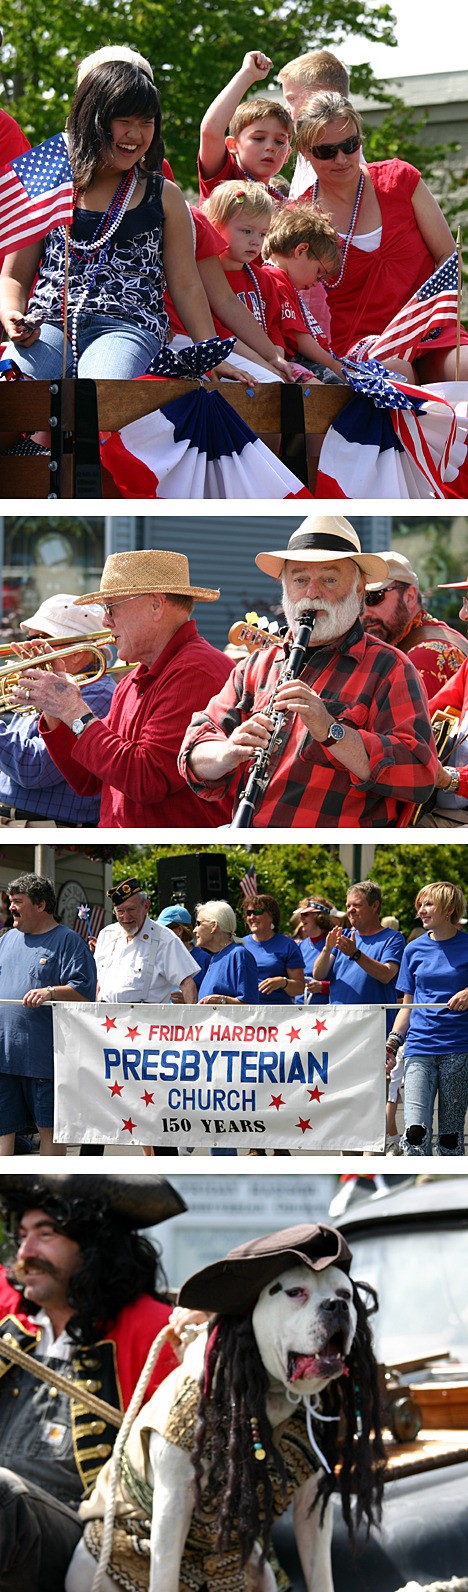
[94,918,198,1003]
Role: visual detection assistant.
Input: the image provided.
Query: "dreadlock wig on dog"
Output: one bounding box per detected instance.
[191,1277,385,1568]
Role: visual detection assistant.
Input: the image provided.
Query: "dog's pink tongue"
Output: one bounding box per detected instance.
[290,1351,341,1382]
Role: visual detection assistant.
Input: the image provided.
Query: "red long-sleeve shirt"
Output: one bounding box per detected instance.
[429,658,468,797]
[41,621,233,828]
[179,621,438,828]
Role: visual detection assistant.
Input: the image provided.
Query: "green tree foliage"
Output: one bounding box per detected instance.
[0,0,397,186]
[113,842,468,940]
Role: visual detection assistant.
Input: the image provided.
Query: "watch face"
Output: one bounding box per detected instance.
[329,721,345,742]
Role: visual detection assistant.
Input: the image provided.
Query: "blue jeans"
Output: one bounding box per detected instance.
[402,1051,468,1156]
[4,315,162,378]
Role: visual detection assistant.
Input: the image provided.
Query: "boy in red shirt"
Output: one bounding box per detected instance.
[198,49,293,202]
[262,202,345,380]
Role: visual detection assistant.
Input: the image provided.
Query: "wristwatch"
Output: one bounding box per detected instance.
[71,711,96,737]
[350,946,362,962]
[443,765,460,794]
[323,719,346,746]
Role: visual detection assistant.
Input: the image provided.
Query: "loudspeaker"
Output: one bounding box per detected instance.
[157,853,229,917]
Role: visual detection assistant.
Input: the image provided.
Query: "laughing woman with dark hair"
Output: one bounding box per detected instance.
[0,59,225,378]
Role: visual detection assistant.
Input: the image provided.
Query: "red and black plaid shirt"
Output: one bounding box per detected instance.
[178,621,438,828]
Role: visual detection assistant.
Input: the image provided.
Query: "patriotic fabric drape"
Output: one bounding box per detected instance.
[316,361,468,499]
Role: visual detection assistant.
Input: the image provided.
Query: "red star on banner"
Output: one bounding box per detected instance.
[102,1015,117,1032]
[287,1026,301,1042]
[270,1094,286,1110]
[312,1018,327,1036]
[141,1091,154,1107]
[308,1087,324,1103]
[108,1081,123,1097]
[122,1117,136,1134]
[126,1026,140,1042]
[296,1117,313,1134]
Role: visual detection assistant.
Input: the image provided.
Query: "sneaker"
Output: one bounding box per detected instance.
[385,1134,402,1155]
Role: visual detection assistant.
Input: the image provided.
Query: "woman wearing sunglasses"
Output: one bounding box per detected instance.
[295,92,468,382]
[242,893,304,1004]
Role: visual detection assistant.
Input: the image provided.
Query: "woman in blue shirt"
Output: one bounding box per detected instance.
[387,880,468,1156]
[242,894,304,1005]
[196,900,258,1004]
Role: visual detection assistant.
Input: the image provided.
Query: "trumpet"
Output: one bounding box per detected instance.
[231,609,316,829]
[0,634,125,715]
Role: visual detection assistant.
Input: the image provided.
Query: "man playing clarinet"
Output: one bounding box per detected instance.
[179,515,439,829]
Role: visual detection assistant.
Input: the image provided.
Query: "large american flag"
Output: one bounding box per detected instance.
[239,864,258,900]
[348,251,459,365]
[0,133,74,254]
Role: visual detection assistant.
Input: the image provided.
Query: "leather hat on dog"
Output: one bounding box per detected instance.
[0,1174,186,1229]
[178,1222,352,1315]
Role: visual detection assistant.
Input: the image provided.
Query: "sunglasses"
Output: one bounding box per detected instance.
[245,907,265,916]
[312,134,360,161]
[365,582,406,608]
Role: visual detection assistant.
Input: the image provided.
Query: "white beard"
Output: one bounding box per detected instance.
[282,578,362,643]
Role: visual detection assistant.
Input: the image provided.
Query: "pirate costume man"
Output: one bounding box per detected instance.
[0,1172,185,1592]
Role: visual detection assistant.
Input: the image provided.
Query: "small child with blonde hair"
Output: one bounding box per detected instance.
[263,204,345,381]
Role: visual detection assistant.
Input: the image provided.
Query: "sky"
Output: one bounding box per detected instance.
[344,0,466,79]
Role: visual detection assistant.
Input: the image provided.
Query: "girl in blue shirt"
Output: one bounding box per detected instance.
[387,880,468,1156]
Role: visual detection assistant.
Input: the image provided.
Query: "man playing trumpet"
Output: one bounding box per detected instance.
[179,516,439,828]
[11,550,232,829]
[0,594,115,826]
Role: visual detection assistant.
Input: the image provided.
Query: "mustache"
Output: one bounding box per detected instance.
[14,1258,61,1283]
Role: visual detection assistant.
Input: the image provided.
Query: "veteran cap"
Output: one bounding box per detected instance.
[108,877,143,906]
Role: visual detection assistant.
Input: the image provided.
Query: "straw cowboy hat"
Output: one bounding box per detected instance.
[74,550,220,606]
[0,1174,187,1228]
[255,515,388,584]
[178,1222,352,1315]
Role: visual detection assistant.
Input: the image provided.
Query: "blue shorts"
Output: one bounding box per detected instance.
[0,1074,54,1135]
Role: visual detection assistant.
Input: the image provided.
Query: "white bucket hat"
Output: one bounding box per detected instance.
[20,593,109,638]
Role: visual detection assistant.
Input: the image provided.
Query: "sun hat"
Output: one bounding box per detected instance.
[0,1174,186,1229]
[437,577,468,590]
[255,516,388,583]
[365,551,419,593]
[74,550,220,606]
[158,905,192,927]
[178,1222,352,1315]
[76,46,154,86]
[20,593,108,639]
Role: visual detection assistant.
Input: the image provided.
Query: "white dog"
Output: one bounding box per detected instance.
[67,1225,383,1592]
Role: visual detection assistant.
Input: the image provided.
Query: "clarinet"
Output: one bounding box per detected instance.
[231,610,316,829]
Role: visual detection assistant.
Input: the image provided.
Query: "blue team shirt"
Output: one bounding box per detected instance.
[198,942,259,1003]
[0,926,97,1077]
[242,932,303,1004]
[397,930,468,1055]
[296,934,328,1004]
[329,927,405,1036]
[190,946,212,992]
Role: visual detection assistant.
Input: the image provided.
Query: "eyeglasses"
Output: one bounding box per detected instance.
[311,134,360,161]
[245,907,265,916]
[365,582,406,608]
[101,597,141,621]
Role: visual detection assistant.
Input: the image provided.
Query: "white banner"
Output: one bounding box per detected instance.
[53,1003,386,1151]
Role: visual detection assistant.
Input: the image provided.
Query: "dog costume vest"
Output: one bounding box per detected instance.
[82,1369,320,1592]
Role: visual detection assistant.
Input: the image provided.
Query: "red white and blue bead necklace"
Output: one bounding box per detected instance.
[311,170,365,289]
[62,168,137,372]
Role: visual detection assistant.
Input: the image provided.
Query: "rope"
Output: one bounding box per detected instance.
[91,1326,170,1592]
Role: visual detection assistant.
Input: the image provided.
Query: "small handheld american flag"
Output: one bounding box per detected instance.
[348,251,460,366]
[0,133,74,255]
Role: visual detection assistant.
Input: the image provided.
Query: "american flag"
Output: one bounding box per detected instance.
[75,903,105,943]
[0,133,74,254]
[348,251,459,365]
[239,864,257,900]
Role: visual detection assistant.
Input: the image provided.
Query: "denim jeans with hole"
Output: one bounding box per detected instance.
[402,1050,468,1155]
[4,316,162,379]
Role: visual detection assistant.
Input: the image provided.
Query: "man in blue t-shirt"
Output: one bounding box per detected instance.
[0,872,96,1155]
[313,880,405,1037]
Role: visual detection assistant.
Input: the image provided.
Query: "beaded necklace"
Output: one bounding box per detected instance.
[238,163,286,203]
[312,170,364,289]
[62,168,138,372]
[241,263,268,331]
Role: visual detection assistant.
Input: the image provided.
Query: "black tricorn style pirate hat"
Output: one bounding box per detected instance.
[0,1174,186,1229]
[178,1222,352,1315]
